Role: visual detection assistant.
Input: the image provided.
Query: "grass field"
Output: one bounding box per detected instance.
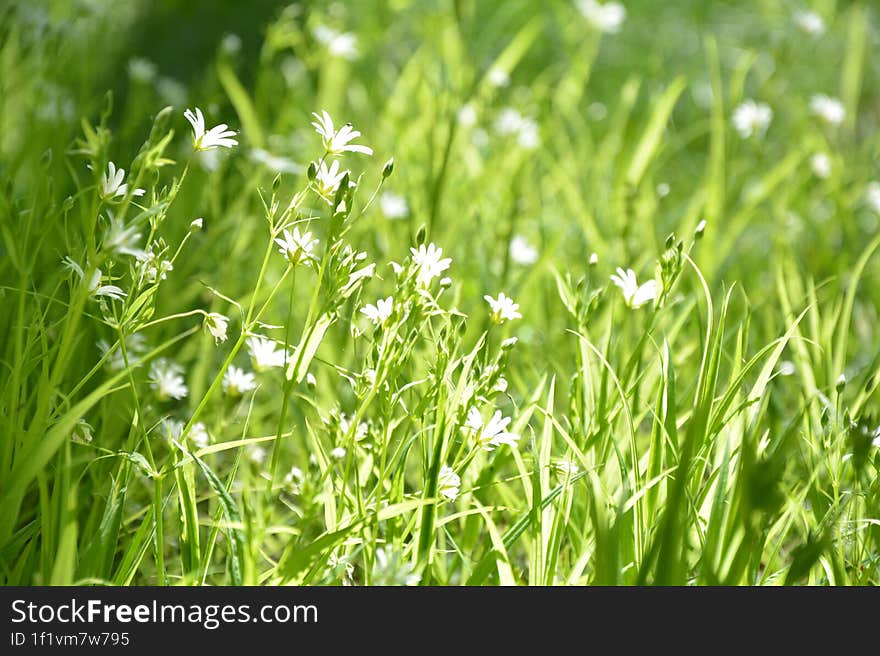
[1,0,879,586]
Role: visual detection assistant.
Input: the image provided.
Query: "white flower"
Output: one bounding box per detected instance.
[62,257,126,301]
[554,459,580,477]
[101,213,146,259]
[577,0,626,33]
[284,466,305,494]
[410,242,452,287]
[794,11,825,36]
[865,181,880,214]
[509,235,538,265]
[517,117,540,149]
[695,219,707,236]
[275,227,318,266]
[223,365,257,396]
[190,217,204,231]
[97,333,147,372]
[466,407,520,451]
[313,159,353,201]
[311,110,373,156]
[777,361,796,377]
[204,313,229,343]
[458,103,478,127]
[190,422,210,448]
[495,108,524,135]
[313,25,359,60]
[159,418,185,441]
[494,377,508,394]
[149,359,188,401]
[184,107,238,151]
[249,446,267,465]
[339,414,368,441]
[589,252,599,266]
[487,67,509,87]
[247,335,287,371]
[372,547,421,586]
[437,465,461,501]
[732,100,773,138]
[144,258,173,284]
[330,446,347,460]
[872,427,880,449]
[810,153,832,179]
[656,182,670,198]
[380,192,409,219]
[361,296,394,327]
[221,33,242,54]
[484,292,522,324]
[610,267,658,309]
[810,95,845,125]
[128,57,157,83]
[100,162,145,200]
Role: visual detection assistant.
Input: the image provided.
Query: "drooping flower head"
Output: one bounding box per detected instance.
[184,107,238,151]
[204,312,229,343]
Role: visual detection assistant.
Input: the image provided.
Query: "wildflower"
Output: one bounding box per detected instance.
[223,365,256,397]
[149,359,188,401]
[610,267,658,309]
[190,217,204,231]
[656,182,670,197]
[204,313,229,343]
[509,235,538,265]
[836,373,847,391]
[865,182,880,214]
[249,446,267,465]
[410,242,452,287]
[517,117,540,149]
[190,422,210,449]
[373,547,421,586]
[97,334,147,371]
[101,213,146,259]
[695,219,707,237]
[313,160,352,200]
[158,419,185,441]
[777,361,796,377]
[437,465,461,501]
[221,33,241,54]
[732,100,772,138]
[458,104,477,127]
[577,0,626,33]
[487,67,509,87]
[275,227,318,266]
[810,153,831,179]
[554,459,580,477]
[128,57,157,83]
[100,162,145,200]
[339,414,368,442]
[494,377,508,394]
[247,335,286,371]
[330,446,347,460]
[62,257,126,301]
[311,110,373,156]
[466,407,521,451]
[810,95,845,125]
[284,466,304,494]
[184,107,238,151]
[589,252,599,266]
[495,108,525,135]
[484,292,522,324]
[313,25,359,60]
[361,296,394,327]
[794,11,825,36]
[380,192,409,219]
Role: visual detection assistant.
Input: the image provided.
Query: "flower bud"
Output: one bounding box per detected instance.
[382,157,394,179]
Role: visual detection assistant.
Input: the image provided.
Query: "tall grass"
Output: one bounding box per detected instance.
[1,0,878,586]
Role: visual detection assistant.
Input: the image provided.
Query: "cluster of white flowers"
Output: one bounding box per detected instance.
[149,359,188,401]
[466,407,520,451]
[610,267,657,309]
[577,0,626,33]
[732,100,773,139]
